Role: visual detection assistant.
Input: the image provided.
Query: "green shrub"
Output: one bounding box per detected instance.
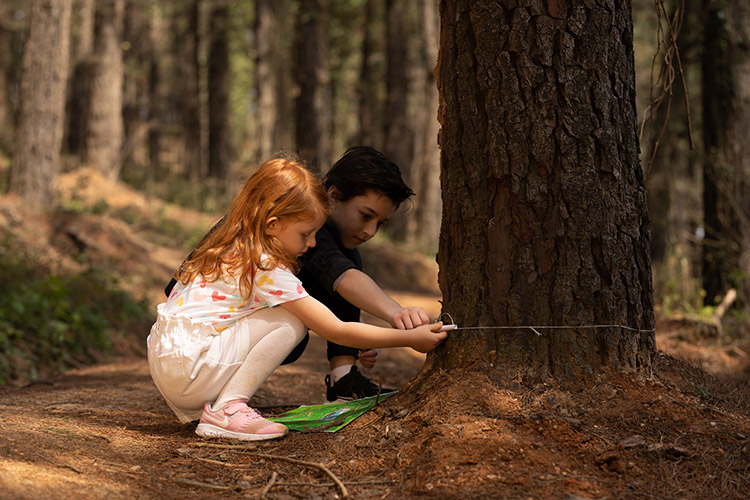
[0,237,154,385]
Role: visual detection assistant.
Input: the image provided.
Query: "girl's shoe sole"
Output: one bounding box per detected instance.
[195,423,287,441]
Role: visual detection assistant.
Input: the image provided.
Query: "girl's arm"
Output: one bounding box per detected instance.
[279,296,446,353]
[335,268,431,329]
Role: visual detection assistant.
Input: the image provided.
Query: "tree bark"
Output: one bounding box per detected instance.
[207,0,230,179]
[85,0,125,181]
[9,0,72,210]
[702,0,750,310]
[425,0,655,387]
[294,0,330,172]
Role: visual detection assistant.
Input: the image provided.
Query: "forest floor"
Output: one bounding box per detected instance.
[1,169,749,499]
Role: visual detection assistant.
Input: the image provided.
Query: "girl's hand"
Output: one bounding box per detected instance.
[410,322,448,353]
[358,349,379,368]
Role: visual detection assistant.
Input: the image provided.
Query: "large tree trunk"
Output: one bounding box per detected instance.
[702,0,750,311]
[85,0,125,181]
[207,0,230,179]
[425,0,655,387]
[9,0,71,210]
[294,0,330,172]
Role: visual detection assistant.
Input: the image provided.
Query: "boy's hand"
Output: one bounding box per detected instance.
[358,349,379,368]
[410,322,448,353]
[390,306,430,330]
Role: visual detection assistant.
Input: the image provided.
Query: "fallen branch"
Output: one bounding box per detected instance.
[262,471,278,499]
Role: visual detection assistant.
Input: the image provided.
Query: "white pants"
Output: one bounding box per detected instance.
[147,304,306,423]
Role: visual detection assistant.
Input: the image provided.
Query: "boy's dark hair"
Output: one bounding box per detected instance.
[324,147,414,207]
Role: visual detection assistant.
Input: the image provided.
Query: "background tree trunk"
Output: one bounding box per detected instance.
[8,0,71,210]
[357,0,384,150]
[66,0,96,155]
[179,0,203,180]
[255,0,278,162]
[644,0,702,311]
[702,0,750,311]
[410,0,441,253]
[122,0,151,170]
[85,0,125,181]
[425,0,656,387]
[383,0,413,242]
[207,0,230,179]
[294,0,330,172]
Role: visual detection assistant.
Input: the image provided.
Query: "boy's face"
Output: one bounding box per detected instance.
[329,188,396,249]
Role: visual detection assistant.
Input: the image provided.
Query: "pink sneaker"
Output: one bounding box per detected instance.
[195,401,288,441]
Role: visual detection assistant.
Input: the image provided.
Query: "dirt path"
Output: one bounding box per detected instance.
[1,296,750,499]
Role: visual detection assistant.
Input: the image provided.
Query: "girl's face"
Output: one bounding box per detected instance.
[329,188,396,249]
[268,215,326,258]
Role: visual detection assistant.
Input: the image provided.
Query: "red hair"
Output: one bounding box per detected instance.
[176,158,332,306]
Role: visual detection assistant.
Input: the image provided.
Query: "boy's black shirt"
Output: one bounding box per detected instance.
[297,218,362,323]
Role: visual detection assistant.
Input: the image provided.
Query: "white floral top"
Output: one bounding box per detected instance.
[162,256,307,332]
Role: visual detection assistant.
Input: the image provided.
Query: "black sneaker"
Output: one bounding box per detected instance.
[324,366,397,402]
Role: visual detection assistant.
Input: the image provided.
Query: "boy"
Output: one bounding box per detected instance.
[297,146,431,402]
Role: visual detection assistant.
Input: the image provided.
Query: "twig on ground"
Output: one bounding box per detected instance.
[249,453,349,499]
[261,471,278,499]
[170,476,232,491]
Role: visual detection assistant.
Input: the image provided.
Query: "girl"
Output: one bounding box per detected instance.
[147,158,446,441]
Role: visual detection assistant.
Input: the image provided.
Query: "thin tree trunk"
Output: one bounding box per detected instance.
[294,0,330,172]
[180,0,203,179]
[411,0,441,252]
[85,0,125,181]
[702,0,750,310]
[256,0,277,161]
[273,0,294,155]
[147,6,162,175]
[207,0,230,179]
[645,0,702,309]
[383,0,412,242]
[357,0,382,149]
[122,0,150,168]
[9,0,72,210]
[424,0,655,386]
[66,0,96,155]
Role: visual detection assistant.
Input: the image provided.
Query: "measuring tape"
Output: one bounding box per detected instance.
[434,313,655,336]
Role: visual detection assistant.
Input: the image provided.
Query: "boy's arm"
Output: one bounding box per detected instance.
[335,268,431,329]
